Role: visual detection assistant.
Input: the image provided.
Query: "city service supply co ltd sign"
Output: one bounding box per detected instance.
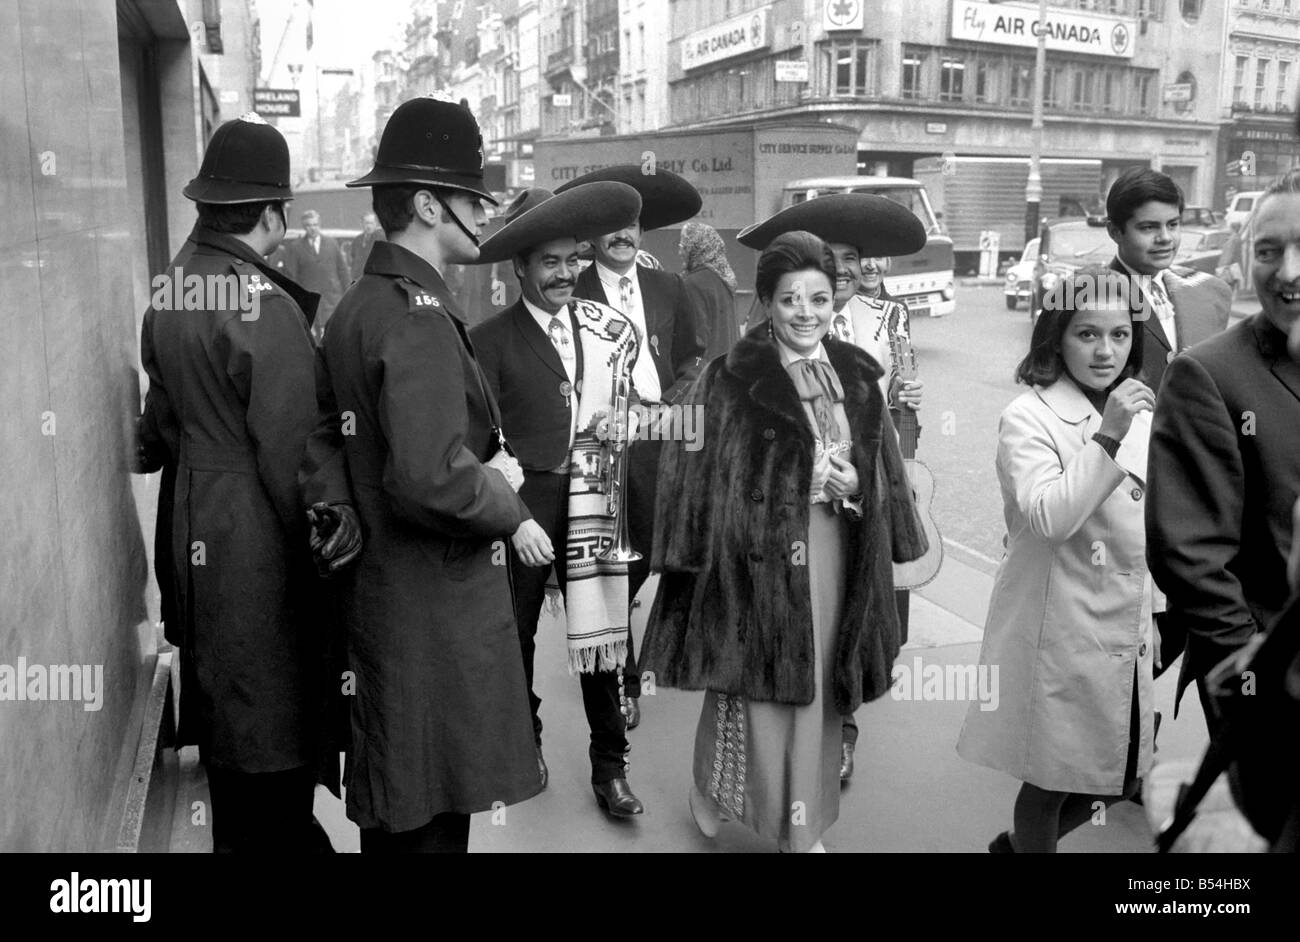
[950,0,1136,59]
[681,5,772,71]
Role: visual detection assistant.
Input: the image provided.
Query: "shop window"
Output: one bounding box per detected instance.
[940,57,965,101]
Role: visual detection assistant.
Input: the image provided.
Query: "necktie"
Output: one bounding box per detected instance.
[789,359,845,444]
[547,316,574,364]
[832,313,852,342]
[1147,275,1172,320]
[618,276,632,313]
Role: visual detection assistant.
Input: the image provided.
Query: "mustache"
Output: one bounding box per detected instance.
[606,239,635,247]
[544,279,574,290]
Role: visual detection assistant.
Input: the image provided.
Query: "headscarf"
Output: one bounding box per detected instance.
[679,222,738,292]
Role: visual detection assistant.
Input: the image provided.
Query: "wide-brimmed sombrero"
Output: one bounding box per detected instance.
[737,193,927,256]
[476,183,642,264]
[553,165,701,231]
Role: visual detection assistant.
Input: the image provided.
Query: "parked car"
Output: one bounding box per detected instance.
[1003,238,1039,309]
[1225,190,1264,229]
[1174,227,1233,275]
[1181,206,1222,227]
[1029,217,1116,322]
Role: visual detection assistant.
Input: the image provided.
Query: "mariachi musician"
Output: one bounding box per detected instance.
[738,194,928,785]
[470,183,649,819]
[556,166,706,728]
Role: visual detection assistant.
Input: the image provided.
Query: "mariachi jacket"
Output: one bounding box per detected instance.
[641,325,929,714]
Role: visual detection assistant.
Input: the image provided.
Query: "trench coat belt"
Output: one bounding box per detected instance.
[181,439,259,474]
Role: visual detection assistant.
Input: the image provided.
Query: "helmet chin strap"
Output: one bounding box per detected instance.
[433,191,481,247]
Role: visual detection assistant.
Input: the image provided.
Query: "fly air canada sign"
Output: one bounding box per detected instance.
[950,0,1136,59]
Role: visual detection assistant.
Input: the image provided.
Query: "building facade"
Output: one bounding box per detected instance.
[619,0,670,130]
[1220,0,1300,204]
[666,0,1230,205]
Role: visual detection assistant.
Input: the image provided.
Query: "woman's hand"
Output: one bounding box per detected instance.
[1098,378,1155,441]
[824,453,860,500]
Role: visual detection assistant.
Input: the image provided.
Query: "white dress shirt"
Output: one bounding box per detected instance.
[595,261,662,403]
[1118,257,1178,352]
[522,296,577,449]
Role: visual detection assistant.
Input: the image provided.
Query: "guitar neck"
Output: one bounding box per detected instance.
[896,408,919,460]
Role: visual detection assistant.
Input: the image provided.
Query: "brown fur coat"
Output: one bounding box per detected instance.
[642,326,928,714]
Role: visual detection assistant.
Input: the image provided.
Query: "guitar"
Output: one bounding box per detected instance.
[888,335,944,589]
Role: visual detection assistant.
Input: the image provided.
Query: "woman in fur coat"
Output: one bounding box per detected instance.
[641,231,928,852]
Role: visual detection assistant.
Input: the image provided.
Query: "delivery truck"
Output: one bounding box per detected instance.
[913,156,1104,266]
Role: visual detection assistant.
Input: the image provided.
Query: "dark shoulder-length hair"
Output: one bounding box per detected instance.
[755,231,837,303]
[1015,266,1145,387]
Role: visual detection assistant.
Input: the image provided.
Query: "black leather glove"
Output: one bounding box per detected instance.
[308,502,362,577]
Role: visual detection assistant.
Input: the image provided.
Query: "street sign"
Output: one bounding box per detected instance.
[253,88,300,117]
[552,93,572,107]
[775,60,808,83]
[1163,83,1193,103]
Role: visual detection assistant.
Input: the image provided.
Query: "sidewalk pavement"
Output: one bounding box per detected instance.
[305,555,1213,853]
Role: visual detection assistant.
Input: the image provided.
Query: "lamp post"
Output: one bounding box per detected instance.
[989,0,1049,243]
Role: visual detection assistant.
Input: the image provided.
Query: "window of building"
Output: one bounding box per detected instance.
[1137,0,1164,19]
[1134,72,1154,114]
[1043,65,1063,108]
[1010,61,1033,106]
[638,24,644,71]
[1234,55,1249,105]
[974,58,993,103]
[1071,68,1095,110]
[1256,59,1270,108]
[1102,70,1121,112]
[1278,60,1291,111]
[940,56,965,101]
[1180,0,1202,20]
[902,47,927,99]
[818,40,876,96]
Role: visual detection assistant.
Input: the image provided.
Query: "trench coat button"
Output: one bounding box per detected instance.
[750,488,764,502]
[762,427,776,441]
[1139,642,1148,657]
[1130,487,1143,501]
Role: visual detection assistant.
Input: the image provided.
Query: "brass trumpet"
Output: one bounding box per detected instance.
[598,335,641,564]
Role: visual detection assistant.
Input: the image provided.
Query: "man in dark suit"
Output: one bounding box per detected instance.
[349,212,384,280]
[470,183,648,818]
[1147,170,1300,734]
[1105,167,1232,395]
[557,167,706,725]
[283,209,352,340]
[1105,167,1232,688]
[300,98,542,853]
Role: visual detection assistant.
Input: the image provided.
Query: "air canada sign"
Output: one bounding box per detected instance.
[682,6,771,71]
[950,0,1136,59]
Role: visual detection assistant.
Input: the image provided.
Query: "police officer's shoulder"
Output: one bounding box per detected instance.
[394,276,447,314]
[468,303,513,344]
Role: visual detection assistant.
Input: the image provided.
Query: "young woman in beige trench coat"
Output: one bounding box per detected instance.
[957,268,1159,853]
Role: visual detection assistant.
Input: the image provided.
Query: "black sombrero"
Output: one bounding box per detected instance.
[737,193,926,256]
[476,183,642,264]
[553,165,701,231]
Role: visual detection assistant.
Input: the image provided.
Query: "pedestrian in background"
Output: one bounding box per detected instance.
[642,231,926,853]
[349,211,384,280]
[678,221,739,359]
[958,267,1157,853]
[282,209,351,341]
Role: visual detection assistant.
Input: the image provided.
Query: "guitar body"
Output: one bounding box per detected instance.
[893,457,943,590]
[887,334,944,590]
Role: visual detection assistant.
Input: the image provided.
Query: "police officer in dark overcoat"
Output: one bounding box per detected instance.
[300,98,543,853]
[137,113,361,852]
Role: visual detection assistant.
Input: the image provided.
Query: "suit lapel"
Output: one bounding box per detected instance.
[1111,256,1172,353]
[512,303,568,381]
[1255,315,1300,405]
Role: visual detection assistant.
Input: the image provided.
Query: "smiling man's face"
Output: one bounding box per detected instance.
[1108,200,1181,275]
[1251,191,1300,339]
